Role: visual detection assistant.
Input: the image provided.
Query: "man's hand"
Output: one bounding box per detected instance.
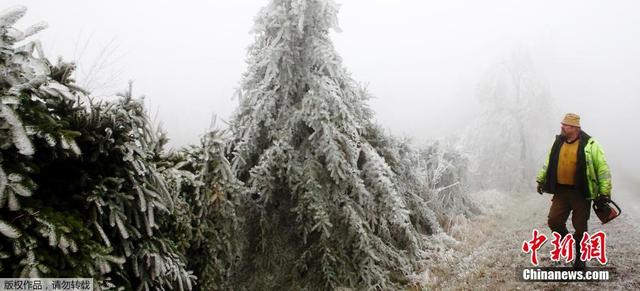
[594,195,611,205]
[536,182,544,195]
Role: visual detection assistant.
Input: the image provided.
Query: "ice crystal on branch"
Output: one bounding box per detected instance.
[228,1,467,289]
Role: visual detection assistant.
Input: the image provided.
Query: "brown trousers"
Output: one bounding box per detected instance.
[547,185,592,240]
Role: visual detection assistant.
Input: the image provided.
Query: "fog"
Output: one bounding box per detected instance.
[6,0,639,204]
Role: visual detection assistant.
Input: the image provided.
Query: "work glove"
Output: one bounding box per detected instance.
[536,182,544,195]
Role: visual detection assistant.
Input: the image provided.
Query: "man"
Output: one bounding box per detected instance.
[536,113,612,270]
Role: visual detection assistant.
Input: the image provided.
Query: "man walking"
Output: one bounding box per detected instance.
[536,113,612,270]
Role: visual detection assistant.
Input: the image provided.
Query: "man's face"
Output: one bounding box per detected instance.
[560,123,580,137]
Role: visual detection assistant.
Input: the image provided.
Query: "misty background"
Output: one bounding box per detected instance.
[6,0,639,207]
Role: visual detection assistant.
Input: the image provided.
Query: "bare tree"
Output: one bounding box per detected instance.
[461,47,554,192]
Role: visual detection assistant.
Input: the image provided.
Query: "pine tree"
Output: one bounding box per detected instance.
[0,4,479,290]
[1,6,93,277]
[61,84,195,290]
[160,126,245,291]
[229,0,443,289]
[0,7,193,290]
[370,135,478,233]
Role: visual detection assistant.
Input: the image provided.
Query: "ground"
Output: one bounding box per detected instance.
[420,189,640,290]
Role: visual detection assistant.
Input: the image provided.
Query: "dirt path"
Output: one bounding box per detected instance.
[422,190,640,290]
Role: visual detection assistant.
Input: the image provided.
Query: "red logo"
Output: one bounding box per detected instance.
[549,232,575,263]
[522,229,548,266]
[522,229,608,265]
[580,231,608,265]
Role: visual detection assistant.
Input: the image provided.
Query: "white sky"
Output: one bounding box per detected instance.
[5,0,640,193]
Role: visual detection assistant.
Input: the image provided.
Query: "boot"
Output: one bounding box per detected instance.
[573,257,586,270]
[573,234,586,271]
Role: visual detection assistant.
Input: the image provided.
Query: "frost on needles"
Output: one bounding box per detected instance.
[228,0,454,289]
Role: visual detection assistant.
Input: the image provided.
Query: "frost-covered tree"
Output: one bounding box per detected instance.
[0,6,90,277]
[461,48,554,192]
[0,7,193,290]
[229,0,445,289]
[368,134,477,234]
[60,85,194,290]
[402,140,477,231]
[160,127,245,291]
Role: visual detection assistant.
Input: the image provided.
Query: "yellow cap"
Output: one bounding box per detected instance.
[561,113,581,127]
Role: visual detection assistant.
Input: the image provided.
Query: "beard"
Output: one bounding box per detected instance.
[560,129,567,136]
